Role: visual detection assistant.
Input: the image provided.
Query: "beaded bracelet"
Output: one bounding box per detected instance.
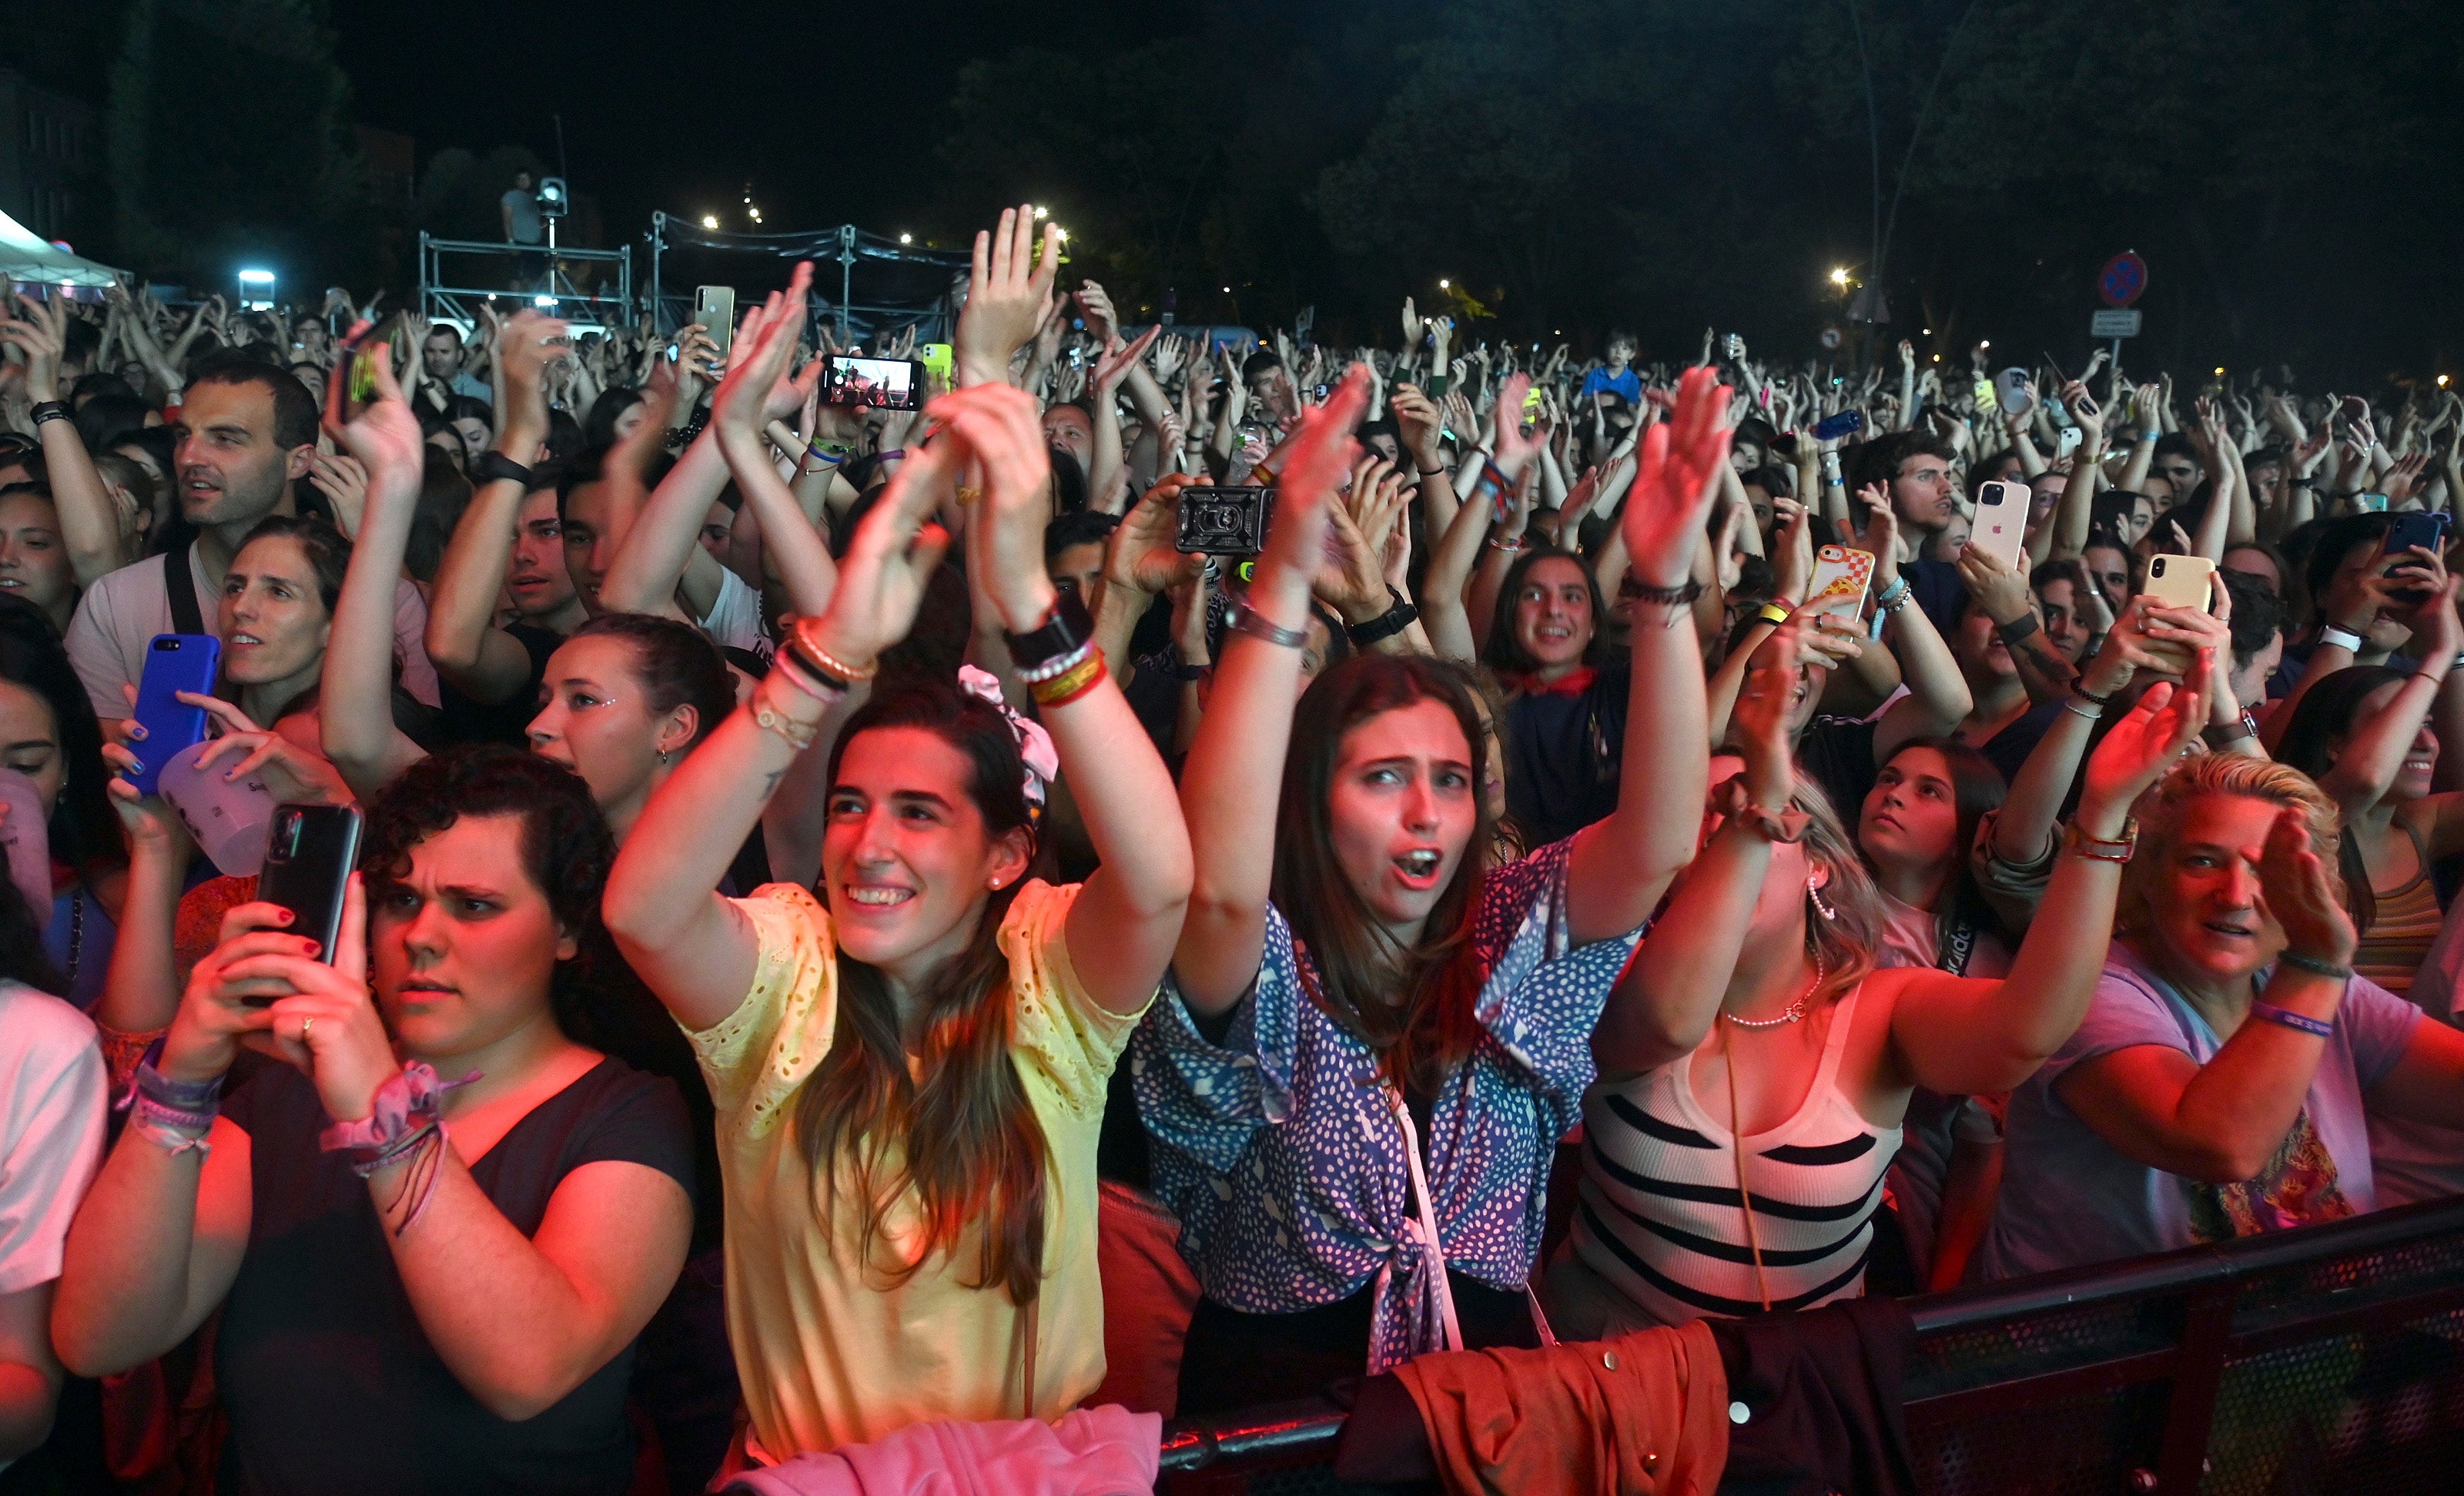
[1029,648,1107,708]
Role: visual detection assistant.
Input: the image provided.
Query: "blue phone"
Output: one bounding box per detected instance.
[125,634,220,798]
[1813,410,1865,442]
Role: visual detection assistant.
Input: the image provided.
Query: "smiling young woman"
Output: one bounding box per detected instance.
[601,278,1193,1463]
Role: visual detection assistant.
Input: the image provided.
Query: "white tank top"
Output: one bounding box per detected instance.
[1572,983,1900,1324]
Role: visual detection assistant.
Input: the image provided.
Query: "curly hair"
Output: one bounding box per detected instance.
[2118,753,2344,938]
[357,745,615,1039]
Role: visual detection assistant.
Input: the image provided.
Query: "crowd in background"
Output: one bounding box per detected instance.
[1,199,2462,1492]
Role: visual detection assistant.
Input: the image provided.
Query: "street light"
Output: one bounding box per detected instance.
[1438,278,1450,289]
[1033,205,1049,220]
[701,215,718,229]
[1829,267,1851,286]
[2442,375,2453,389]
[237,267,275,311]
[899,233,912,245]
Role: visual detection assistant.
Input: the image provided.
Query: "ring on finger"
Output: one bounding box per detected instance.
[299,1015,316,1044]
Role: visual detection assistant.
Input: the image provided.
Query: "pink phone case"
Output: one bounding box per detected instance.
[1806,547,1875,618]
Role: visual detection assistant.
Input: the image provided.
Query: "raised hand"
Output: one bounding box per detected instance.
[797,436,956,673]
[0,293,66,402]
[929,382,1056,631]
[1843,481,1903,587]
[1075,280,1121,343]
[711,263,813,446]
[1620,364,1735,587]
[1315,455,1405,626]
[333,333,427,501]
[1105,474,1197,597]
[1093,324,1162,395]
[1733,624,1803,808]
[2077,667,2208,832]
[2257,805,2359,968]
[956,204,1062,388]
[1255,366,1372,596]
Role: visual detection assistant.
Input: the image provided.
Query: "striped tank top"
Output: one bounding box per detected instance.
[2353,822,2443,997]
[1571,984,1899,1324]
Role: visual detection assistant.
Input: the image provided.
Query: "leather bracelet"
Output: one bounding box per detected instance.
[1345,590,1420,648]
[2277,950,2355,982]
[1003,590,1095,671]
[1230,602,1310,649]
[1995,612,2042,645]
[28,400,71,427]
[2249,1000,2336,1038]
[470,450,536,487]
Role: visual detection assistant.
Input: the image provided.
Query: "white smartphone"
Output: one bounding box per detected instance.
[1972,480,2032,571]
[2056,426,2083,459]
[2144,552,2217,611]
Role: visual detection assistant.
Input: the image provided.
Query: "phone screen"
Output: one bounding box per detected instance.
[826,356,921,411]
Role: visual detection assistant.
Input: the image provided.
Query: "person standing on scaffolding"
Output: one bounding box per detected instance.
[503,170,548,293]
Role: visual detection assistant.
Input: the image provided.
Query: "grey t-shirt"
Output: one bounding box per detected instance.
[1979,945,2420,1280]
[501,188,542,244]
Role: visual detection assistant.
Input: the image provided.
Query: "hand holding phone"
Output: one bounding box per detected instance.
[1972,480,2031,571]
[1806,544,1875,621]
[125,635,221,798]
[255,804,363,973]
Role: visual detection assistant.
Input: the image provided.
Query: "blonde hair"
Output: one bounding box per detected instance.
[2117,754,2344,935]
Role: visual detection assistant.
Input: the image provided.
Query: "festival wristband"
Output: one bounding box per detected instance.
[2249,1000,2337,1038]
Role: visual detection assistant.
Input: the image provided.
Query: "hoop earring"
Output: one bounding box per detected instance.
[1806,874,1838,923]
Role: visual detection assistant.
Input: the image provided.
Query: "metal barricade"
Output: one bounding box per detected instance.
[1153,1196,2464,1494]
[417,233,634,330]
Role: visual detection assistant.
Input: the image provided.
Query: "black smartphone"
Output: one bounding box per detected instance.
[256,804,363,975]
[2382,511,2450,602]
[825,354,922,411]
[1176,486,1276,556]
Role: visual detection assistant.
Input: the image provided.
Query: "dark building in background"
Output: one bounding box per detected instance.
[0,69,98,241]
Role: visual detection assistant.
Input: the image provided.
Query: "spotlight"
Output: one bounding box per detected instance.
[701,215,718,229]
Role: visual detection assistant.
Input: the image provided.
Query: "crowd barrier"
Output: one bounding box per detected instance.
[1153,1196,2464,1494]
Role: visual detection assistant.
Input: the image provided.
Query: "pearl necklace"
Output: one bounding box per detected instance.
[1722,950,1826,1029]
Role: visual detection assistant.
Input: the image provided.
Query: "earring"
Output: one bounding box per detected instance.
[1807,874,1838,922]
[989,876,1005,890]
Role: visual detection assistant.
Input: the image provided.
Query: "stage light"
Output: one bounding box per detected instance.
[237,267,275,310]
[1979,340,1991,350]
[534,295,556,308]
[1829,267,1850,286]
[2214,366,2225,377]
[899,233,912,244]
[2441,375,2452,388]
[701,215,718,229]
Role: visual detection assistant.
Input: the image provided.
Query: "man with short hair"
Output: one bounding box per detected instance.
[420,323,492,410]
[1860,431,1962,538]
[64,360,438,722]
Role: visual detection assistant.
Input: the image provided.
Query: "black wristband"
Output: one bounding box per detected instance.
[1345,589,1421,648]
[29,400,70,427]
[1995,613,2042,646]
[470,450,537,488]
[1003,589,1095,670]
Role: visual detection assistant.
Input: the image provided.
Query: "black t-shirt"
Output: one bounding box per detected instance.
[1503,660,1629,849]
[216,1056,692,1496]
[436,622,562,748]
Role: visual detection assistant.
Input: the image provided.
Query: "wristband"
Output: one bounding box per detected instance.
[754,701,819,749]
[2318,625,2365,653]
[784,621,874,688]
[2065,818,2138,862]
[875,449,906,462]
[1417,465,1447,477]
[1003,590,1095,672]
[1755,602,1793,627]
[470,450,536,488]
[2074,681,2116,708]
[1028,648,1107,707]
[28,400,70,427]
[1873,574,1911,607]
[1995,612,2041,645]
[1230,602,1310,650]
[2249,1000,2337,1039]
[2061,695,2105,722]
[318,1063,477,1158]
[2276,950,2355,982]
[1345,590,1421,648]
[805,443,847,466]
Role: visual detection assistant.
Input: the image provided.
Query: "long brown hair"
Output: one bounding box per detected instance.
[792,678,1053,1304]
[1275,655,1496,1096]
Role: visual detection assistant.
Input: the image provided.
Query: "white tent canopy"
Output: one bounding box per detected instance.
[0,209,124,288]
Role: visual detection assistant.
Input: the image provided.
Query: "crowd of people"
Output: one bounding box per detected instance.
[1,197,2462,1491]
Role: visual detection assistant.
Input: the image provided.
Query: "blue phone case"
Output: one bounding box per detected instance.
[125,634,221,798]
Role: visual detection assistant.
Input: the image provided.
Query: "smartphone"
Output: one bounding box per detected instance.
[2353,492,2389,514]
[1971,376,1999,415]
[2056,426,2083,459]
[693,286,736,360]
[919,342,953,387]
[825,355,922,411]
[1972,481,2032,571]
[1176,486,1276,556]
[124,635,222,798]
[2144,553,2217,611]
[1994,368,2034,420]
[1806,545,1875,621]
[2381,512,2451,603]
[256,803,363,972]
[1522,386,1545,418]
[1722,333,1745,362]
[1813,410,1864,443]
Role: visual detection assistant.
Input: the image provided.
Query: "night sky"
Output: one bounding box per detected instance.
[333,0,1192,241]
